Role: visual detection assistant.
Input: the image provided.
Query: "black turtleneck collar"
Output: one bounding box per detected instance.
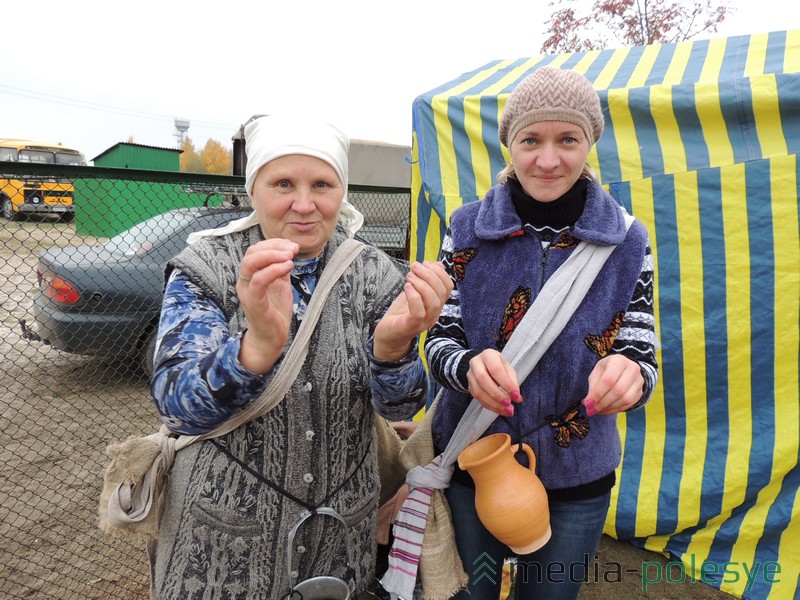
[507,176,588,229]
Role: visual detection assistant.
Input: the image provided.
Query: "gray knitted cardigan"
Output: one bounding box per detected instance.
[149,227,406,600]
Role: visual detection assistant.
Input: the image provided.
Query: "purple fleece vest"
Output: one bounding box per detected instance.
[432,181,649,490]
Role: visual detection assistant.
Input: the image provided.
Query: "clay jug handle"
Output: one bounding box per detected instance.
[512,442,536,472]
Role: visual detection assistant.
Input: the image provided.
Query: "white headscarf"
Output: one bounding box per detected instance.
[187,114,364,244]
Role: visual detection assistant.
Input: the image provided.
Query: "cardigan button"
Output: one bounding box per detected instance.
[305,430,315,441]
[297,545,306,554]
[303,382,313,392]
[303,473,314,483]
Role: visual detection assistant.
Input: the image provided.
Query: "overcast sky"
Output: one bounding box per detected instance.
[1,0,797,162]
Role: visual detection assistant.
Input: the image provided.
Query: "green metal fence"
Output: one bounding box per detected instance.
[0,162,410,599]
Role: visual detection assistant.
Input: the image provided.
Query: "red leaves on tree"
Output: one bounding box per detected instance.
[541,0,732,54]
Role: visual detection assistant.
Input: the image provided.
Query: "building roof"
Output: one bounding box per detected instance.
[91,142,183,162]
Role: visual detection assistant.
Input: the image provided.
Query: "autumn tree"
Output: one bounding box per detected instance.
[180,137,205,173]
[541,0,732,54]
[200,139,232,175]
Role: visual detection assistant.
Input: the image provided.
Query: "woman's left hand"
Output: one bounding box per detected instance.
[582,354,644,416]
[373,261,453,361]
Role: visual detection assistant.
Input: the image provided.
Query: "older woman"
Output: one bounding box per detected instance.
[148,115,452,599]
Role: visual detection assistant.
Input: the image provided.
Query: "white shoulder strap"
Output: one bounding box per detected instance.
[177,238,365,449]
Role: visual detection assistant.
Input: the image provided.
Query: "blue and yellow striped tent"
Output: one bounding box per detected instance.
[410,30,799,599]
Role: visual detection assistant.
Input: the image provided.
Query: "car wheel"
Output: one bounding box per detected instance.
[137,325,159,380]
[2,198,16,220]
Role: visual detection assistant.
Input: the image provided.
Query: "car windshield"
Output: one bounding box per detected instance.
[105,212,195,257]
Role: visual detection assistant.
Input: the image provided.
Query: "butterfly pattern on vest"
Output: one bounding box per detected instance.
[551,233,580,250]
[584,311,625,358]
[451,247,479,282]
[547,402,590,448]
[496,286,531,350]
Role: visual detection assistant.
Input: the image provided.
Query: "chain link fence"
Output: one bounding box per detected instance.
[0,162,410,599]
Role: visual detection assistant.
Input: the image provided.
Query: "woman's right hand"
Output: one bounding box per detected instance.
[236,239,299,374]
[467,349,523,416]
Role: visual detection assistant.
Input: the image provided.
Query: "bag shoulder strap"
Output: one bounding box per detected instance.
[500,209,635,372]
[174,238,365,448]
[244,237,365,420]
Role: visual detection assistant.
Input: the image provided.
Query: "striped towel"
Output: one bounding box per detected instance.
[380,403,496,599]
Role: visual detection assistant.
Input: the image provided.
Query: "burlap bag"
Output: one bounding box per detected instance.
[374,415,407,507]
[399,397,469,599]
[97,429,175,540]
[99,416,410,544]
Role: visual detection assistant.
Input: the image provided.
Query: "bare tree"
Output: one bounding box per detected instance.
[541,0,732,54]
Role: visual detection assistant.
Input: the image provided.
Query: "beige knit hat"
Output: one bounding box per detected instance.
[498,66,604,148]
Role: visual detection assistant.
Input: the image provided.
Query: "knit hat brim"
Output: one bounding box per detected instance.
[505,107,596,148]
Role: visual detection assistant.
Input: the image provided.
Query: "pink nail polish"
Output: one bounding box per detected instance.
[505,406,514,417]
[586,407,597,417]
[511,391,521,401]
[502,398,511,407]
[584,399,595,410]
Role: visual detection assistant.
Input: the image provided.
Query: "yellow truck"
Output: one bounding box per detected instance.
[0,138,86,222]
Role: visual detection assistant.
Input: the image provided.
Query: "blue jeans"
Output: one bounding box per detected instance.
[445,481,611,600]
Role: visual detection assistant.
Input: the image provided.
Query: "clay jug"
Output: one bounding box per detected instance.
[458,432,551,554]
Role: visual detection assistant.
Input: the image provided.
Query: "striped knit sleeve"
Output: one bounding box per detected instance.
[612,242,659,410]
[423,231,477,393]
